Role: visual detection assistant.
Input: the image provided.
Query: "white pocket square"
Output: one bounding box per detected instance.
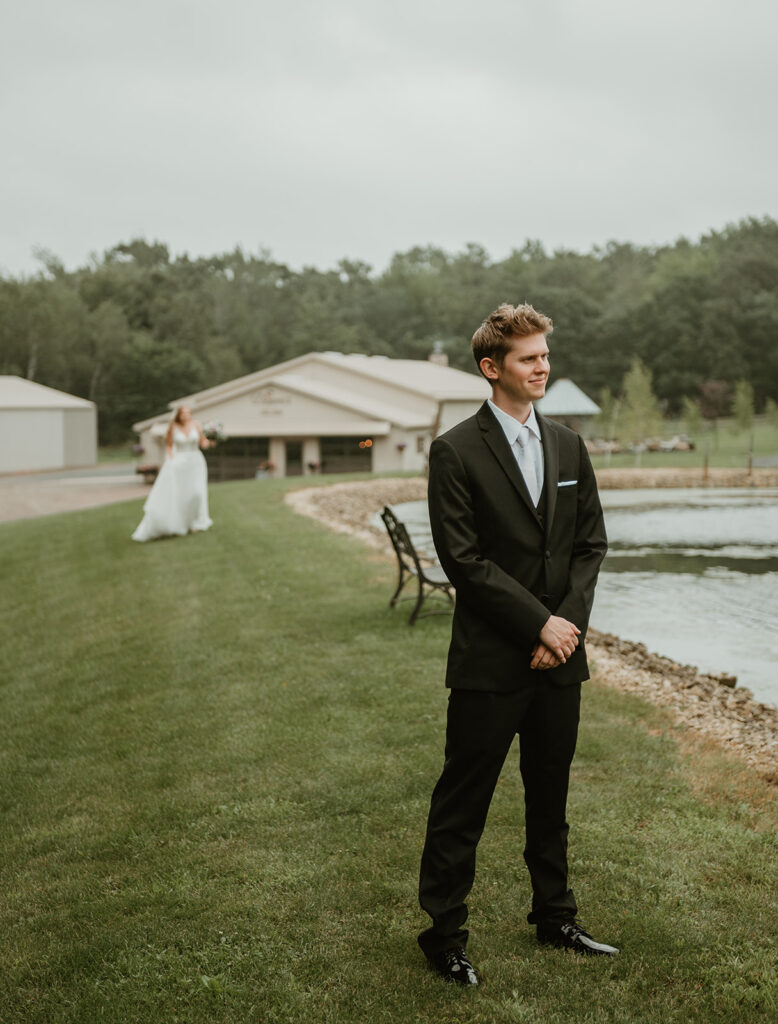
[558,479,578,487]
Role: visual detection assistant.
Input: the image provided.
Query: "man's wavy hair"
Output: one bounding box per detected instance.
[472,303,553,378]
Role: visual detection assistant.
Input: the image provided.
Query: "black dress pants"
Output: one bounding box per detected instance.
[418,679,581,956]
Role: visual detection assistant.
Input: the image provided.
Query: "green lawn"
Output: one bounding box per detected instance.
[1,479,776,1023]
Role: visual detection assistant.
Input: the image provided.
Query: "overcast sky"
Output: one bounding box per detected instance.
[2,0,776,277]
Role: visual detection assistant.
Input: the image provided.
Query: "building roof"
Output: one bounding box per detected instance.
[133,351,488,432]
[0,376,95,410]
[318,353,489,402]
[276,372,429,429]
[172,351,488,406]
[537,378,600,417]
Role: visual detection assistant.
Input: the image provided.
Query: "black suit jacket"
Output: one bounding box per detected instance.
[428,402,607,692]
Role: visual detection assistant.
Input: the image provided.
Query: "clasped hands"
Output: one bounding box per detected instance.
[531,615,581,670]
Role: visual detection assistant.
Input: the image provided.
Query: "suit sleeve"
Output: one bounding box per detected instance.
[553,435,608,636]
[427,436,550,646]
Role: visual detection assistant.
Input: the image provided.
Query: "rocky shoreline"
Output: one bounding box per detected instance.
[586,631,777,782]
[594,466,778,489]
[286,476,778,782]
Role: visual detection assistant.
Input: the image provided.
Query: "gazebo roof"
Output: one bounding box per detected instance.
[537,378,600,417]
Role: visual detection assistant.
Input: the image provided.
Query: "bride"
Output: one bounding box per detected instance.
[132,406,214,542]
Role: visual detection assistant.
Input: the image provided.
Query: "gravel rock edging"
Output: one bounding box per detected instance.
[588,631,777,782]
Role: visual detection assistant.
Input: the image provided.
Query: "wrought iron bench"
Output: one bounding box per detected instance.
[380,505,454,626]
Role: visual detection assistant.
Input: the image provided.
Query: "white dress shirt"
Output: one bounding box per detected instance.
[487,399,545,506]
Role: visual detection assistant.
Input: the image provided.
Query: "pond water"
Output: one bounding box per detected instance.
[592,488,778,707]
[389,488,778,708]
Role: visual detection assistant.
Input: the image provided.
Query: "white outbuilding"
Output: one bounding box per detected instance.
[0,376,98,474]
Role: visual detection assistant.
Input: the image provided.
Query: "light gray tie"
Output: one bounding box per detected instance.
[515,426,542,506]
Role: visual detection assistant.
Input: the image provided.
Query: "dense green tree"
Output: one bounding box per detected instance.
[83,300,133,403]
[1,218,776,443]
[764,397,778,433]
[594,386,620,440]
[681,396,704,440]
[732,380,755,434]
[619,358,663,444]
[0,277,88,389]
[102,336,206,442]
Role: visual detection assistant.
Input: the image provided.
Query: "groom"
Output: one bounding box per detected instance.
[418,302,617,986]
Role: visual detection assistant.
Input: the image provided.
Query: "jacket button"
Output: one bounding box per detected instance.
[545,550,552,559]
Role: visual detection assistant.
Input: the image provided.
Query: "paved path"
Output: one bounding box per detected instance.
[0,464,149,524]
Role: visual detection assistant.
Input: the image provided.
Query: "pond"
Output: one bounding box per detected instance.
[592,488,778,708]
[389,488,778,708]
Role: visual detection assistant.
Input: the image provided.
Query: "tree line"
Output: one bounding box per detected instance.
[1,217,777,443]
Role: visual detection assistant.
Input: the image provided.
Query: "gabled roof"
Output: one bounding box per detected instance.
[319,353,489,402]
[133,351,488,431]
[0,376,94,410]
[166,351,316,410]
[537,378,600,417]
[273,373,430,429]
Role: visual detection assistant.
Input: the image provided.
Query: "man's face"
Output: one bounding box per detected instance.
[480,332,550,406]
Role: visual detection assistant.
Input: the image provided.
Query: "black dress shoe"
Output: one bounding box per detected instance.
[537,920,619,956]
[427,945,479,985]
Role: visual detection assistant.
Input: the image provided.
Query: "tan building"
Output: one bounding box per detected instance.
[0,376,97,474]
[133,351,490,479]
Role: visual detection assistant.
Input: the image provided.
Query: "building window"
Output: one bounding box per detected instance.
[320,437,373,474]
[205,436,270,481]
[416,436,426,454]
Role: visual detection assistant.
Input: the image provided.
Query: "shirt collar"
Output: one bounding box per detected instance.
[487,399,541,446]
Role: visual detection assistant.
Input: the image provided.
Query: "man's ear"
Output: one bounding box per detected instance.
[480,356,499,382]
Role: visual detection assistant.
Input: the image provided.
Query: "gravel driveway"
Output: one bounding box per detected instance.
[0,464,149,524]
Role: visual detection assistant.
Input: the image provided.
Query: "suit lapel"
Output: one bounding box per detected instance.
[537,411,559,538]
[476,402,541,522]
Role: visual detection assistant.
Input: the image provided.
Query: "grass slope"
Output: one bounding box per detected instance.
[1,479,776,1023]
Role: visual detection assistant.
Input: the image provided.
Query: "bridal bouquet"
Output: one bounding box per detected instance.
[203,421,227,443]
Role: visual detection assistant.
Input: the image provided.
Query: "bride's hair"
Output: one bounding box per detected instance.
[166,406,191,445]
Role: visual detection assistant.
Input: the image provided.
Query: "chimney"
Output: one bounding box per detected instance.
[428,340,448,367]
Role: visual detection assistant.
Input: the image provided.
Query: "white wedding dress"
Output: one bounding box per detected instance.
[132,427,213,541]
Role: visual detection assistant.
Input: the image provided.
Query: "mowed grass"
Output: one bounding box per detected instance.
[1,477,776,1024]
